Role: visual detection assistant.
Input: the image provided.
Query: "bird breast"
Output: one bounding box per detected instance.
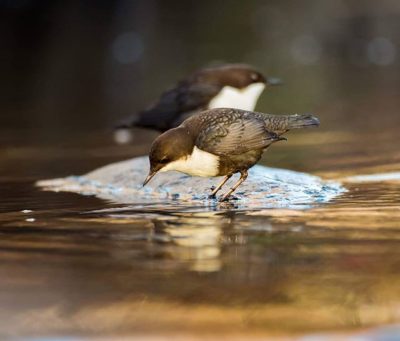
[160,146,220,177]
[208,82,265,111]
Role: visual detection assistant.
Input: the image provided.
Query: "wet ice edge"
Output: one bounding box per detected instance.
[37,156,346,209]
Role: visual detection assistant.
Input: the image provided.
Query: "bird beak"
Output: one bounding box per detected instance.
[277,136,287,141]
[266,77,283,86]
[143,171,157,187]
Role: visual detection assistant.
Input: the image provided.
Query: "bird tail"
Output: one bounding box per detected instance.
[115,109,173,132]
[115,114,139,129]
[262,113,320,133]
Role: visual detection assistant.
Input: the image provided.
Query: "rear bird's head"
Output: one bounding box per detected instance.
[143,127,193,186]
[198,64,282,89]
[197,64,282,112]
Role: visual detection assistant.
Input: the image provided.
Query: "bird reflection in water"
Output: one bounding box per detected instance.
[149,213,230,272]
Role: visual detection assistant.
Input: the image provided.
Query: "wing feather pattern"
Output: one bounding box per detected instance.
[193,109,275,156]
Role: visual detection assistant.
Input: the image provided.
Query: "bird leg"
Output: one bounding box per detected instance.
[209,174,232,199]
[219,170,248,202]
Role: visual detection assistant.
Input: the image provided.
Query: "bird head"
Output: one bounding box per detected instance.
[199,63,282,89]
[143,127,193,186]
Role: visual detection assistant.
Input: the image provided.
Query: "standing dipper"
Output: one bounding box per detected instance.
[143,108,320,201]
[116,64,281,132]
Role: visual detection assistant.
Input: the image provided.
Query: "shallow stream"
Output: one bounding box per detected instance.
[1,127,400,340]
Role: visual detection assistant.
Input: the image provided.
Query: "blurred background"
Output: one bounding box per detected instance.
[2,0,400,147]
[1,2,400,339]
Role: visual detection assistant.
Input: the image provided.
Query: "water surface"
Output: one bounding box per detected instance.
[1,128,400,340]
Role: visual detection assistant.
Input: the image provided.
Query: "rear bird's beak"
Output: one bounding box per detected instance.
[143,171,157,187]
[266,77,283,86]
[277,136,287,141]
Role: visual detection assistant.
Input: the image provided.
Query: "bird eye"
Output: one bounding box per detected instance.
[160,157,170,164]
[250,73,259,81]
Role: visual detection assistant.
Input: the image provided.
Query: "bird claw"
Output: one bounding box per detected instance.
[208,194,216,199]
[218,194,239,202]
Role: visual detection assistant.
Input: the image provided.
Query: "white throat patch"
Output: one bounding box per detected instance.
[208,82,265,111]
[160,146,219,177]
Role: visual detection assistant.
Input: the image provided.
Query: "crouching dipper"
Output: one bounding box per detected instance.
[116,64,281,132]
[143,108,320,201]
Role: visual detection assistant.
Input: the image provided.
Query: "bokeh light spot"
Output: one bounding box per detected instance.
[111,31,144,64]
[367,37,396,66]
[114,129,133,144]
[290,35,322,65]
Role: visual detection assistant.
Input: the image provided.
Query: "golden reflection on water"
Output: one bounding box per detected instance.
[2,189,400,338]
[250,183,400,228]
[1,130,400,339]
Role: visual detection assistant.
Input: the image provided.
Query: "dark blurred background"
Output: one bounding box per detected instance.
[2,2,400,338]
[1,0,400,156]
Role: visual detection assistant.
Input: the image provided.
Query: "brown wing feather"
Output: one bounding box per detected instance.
[193,109,275,156]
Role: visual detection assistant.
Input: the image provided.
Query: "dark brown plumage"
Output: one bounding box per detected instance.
[143,108,320,201]
[116,64,281,132]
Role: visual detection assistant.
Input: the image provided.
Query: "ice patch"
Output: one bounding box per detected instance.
[36,156,346,209]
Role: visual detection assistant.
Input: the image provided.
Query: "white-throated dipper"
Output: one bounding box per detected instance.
[116,64,281,132]
[143,108,320,201]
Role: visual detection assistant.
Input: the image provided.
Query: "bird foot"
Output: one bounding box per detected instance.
[208,194,216,199]
[218,194,239,202]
